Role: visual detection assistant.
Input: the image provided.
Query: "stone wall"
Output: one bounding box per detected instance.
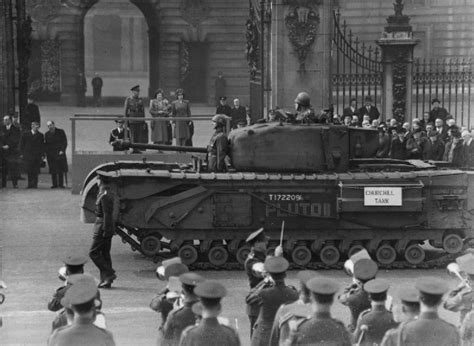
[0,0,15,116]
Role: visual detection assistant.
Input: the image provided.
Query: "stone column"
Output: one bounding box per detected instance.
[270,0,334,111]
[376,0,418,122]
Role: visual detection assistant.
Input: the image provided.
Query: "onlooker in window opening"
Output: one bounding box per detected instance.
[171,89,192,147]
[444,127,465,166]
[216,96,232,117]
[91,73,103,107]
[149,89,171,146]
[343,98,358,120]
[435,118,448,142]
[462,130,474,168]
[230,98,247,129]
[426,130,445,161]
[343,115,352,126]
[376,126,391,158]
[428,98,448,123]
[44,121,68,189]
[389,128,407,160]
[358,95,380,123]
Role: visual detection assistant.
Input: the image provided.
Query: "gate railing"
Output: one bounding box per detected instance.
[332,9,383,115]
[413,58,473,128]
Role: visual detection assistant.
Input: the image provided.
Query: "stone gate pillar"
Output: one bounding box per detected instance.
[270,0,334,111]
[376,0,418,122]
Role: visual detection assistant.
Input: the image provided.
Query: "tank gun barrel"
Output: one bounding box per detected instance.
[117,141,208,153]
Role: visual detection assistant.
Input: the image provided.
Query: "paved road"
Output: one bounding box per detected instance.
[0,182,461,345]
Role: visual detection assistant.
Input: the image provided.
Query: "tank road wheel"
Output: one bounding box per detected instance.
[443,233,463,254]
[207,246,229,267]
[291,246,312,267]
[320,245,340,266]
[178,245,198,266]
[404,244,425,265]
[347,244,365,258]
[140,235,161,257]
[236,246,251,266]
[375,244,397,265]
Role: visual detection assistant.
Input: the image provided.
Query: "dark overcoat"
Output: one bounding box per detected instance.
[45,128,68,174]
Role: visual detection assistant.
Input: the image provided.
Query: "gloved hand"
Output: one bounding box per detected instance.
[274,245,284,257]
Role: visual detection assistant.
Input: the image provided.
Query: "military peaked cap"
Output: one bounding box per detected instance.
[306,277,339,295]
[194,280,227,298]
[415,277,449,296]
[245,228,268,244]
[397,285,419,303]
[364,279,390,294]
[179,272,205,286]
[62,255,88,266]
[353,259,378,281]
[164,263,189,280]
[131,85,140,91]
[63,275,98,306]
[297,270,318,285]
[456,253,474,275]
[264,256,289,273]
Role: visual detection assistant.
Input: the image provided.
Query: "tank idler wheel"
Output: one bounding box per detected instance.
[375,244,397,265]
[291,246,312,267]
[404,244,425,265]
[236,246,251,266]
[207,246,229,267]
[178,245,198,266]
[347,244,365,258]
[320,245,340,266]
[443,233,463,254]
[140,235,161,257]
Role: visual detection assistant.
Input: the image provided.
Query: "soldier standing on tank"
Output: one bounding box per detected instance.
[269,270,317,346]
[444,253,474,325]
[244,228,270,337]
[179,280,240,346]
[89,176,117,288]
[207,114,229,172]
[124,85,147,152]
[338,258,378,332]
[293,92,318,124]
[353,279,398,346]
[284,277,352,346]
[161,272,205,346]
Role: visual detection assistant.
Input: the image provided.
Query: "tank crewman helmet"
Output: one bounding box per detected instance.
[294,92,311,107]
[212,114,227,129]
[131,85,140,92]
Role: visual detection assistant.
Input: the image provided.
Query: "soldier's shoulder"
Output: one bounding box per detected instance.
[358,308,372,319]
[181,324,199,338]
[220,324,239,338]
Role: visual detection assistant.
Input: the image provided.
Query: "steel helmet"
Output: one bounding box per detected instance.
[212,114,227,127]
[294,92,311,107]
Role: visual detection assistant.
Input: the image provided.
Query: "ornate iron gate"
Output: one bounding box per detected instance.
[332,9,382,116]
[413,58,472,128]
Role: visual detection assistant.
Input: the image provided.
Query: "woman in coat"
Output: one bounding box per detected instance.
[171,89,191,146]
[149,89,170,145]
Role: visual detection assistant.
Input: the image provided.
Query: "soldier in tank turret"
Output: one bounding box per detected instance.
[292,92,318,124]
[207,114,229,173]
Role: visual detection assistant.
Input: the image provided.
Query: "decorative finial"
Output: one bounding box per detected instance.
[394,0,404,17]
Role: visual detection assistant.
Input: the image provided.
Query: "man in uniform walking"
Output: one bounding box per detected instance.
[284,277,352,346]
[179,280,240,346]
[47,275,115,346]
[161,272,205,346]
[124,85,147,151]
[208,114,229,172]
[44,121,68,189]
[353,279,398,345]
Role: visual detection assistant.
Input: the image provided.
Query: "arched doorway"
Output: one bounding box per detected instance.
[84,0,149,103]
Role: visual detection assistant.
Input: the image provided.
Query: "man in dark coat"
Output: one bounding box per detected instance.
[214,71,226,105]
[1,115,21,188]
[76,72,87,107]
[22,95,41,131]
[19,121,44,188]
[91,73,103,107]
[230,98,247,129]
[444,128,465,166]
[428,98,449,123]
[109,119,130,151]
[343,98,358,120]
[44,121,68,188]
[389,128,407,160]
[426,130,445,161]
[216,96,232,116]
[462,130,474,168]
[358,96,380,123]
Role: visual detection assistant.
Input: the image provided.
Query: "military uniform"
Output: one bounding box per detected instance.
[251,256,299,346]
[179,280,240,346]
[461,310,474,345]
[124,85,147,144]
[208,130,228,172]
[286,278,352,346]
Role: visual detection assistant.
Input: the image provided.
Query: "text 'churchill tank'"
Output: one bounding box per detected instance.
[81,122,474,269]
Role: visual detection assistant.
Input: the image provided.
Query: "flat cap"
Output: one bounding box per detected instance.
[62,255,88,266]
[131,85,140,91]
[297,270,318,285]
[179,272,205,286]
[415,277,449,296]
[353,259,378,281]
[264,256,289,274]
[456,253,474,275]
[194,280,227,299]
[245,228,268,244]
[306,277,339,295]
[364,279,390,294]
[397,285,419,303]
[63,275,98,306]
[164,263,189,280]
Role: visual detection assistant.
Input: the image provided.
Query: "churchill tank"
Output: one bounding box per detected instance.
[80,122,474,268]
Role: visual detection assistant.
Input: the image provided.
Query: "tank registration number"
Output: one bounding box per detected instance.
[268,194,303,201]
